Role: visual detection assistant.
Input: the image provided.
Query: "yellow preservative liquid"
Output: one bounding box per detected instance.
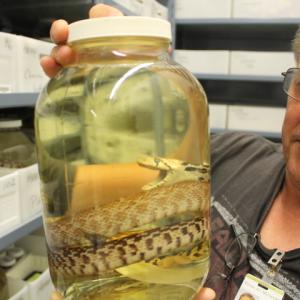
[35,17,210,300]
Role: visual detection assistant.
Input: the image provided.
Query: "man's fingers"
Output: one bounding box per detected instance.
[40,56,62,78]
[51,45,75,66]
[44,4,123,79]
[89,3,123,18]
[50,19,69,44]
[194,288,216,300]
[50,4,123,46]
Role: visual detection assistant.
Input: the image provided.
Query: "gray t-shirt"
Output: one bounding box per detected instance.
[206,131,300,300]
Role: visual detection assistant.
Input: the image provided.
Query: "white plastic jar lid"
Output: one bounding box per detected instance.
[68,16,172,43]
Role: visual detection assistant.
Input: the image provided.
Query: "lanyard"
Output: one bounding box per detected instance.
[233,223,285,285]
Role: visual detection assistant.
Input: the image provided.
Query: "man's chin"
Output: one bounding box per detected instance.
[286,156,300,188]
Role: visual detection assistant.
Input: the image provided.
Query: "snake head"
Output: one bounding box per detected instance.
[137,155,169,191]
[137,155,209,191]
[137,155,183,171]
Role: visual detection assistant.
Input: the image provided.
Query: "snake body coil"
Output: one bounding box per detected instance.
[47,157,210,276]
[49,217,208,276]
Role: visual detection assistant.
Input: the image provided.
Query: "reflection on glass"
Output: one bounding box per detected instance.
[35,33,210,300]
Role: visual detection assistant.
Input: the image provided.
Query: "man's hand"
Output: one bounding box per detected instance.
[194,287,216,300]
[51,291,63,300]
[40,4,123,78]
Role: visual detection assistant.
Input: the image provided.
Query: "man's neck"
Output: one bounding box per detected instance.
[282,171,300,214]
[259,178,300,251]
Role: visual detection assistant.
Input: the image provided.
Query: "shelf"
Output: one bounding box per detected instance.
[211,128,281,141]
[175,22,297,51]
[0,93,38,109]
[194,73,283,82]
[0,213,43,251]
[176,18,300,25]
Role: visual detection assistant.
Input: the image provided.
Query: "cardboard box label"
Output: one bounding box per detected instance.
[18,165,41,221]
[0,172,20,232]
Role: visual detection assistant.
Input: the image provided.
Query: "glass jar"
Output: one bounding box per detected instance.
[0,119,36,168]
[35,17,210,300]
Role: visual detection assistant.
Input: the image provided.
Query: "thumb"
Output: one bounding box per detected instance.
[89,4,123,18]
[194,288,216,300]
[51,291,63,300]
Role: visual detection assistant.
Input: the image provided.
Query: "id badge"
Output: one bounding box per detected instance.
[234,274,284,300]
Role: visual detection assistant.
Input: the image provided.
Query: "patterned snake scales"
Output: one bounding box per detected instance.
[47,156,210,276]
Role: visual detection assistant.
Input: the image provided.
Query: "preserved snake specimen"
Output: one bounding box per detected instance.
[47,156,210,276]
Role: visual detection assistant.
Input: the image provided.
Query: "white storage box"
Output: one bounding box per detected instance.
[7,255,54,300]
[233,0,300,18]
[0,169,20,234]
[175,0,232,19]
[0,32,18,93]
[113,0,145,15]
[7,277,29,300]
[17,36,53,93]
[209,104,228,130]
[227,105,285,133]
[0,33,53,93]
[230,51,295,76]
[152,1,168,19]
[174,50,230,74]
[17,164,41,222]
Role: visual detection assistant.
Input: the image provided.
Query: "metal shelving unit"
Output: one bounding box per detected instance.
[0,92,41,249]
[0,213,42,251]
[176,18,300,25]
[0,95,40,253]
[194,74,282,82]
[174,13,295,139]
[0,93,38,109]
